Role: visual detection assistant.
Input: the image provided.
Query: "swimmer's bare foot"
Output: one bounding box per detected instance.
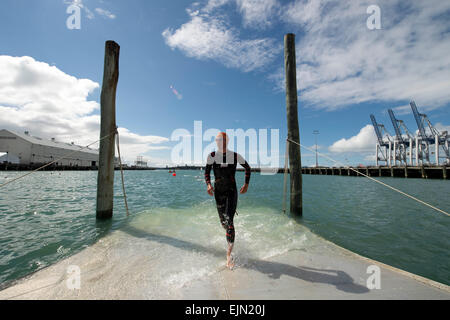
[226,254,235,270]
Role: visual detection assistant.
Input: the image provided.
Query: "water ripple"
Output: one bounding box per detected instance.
[0,170,449,286]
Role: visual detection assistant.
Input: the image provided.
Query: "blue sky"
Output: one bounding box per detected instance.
[0,0,449,167]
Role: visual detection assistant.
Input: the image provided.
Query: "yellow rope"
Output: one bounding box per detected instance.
[287,139,450,217]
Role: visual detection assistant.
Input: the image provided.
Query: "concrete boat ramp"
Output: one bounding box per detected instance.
[1,219,449,300]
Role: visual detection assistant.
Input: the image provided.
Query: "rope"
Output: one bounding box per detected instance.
[115,128,130,217]
[286,138,450,217]
[0,131,116,189]
[282,141,289,213]
[1,129,130,217]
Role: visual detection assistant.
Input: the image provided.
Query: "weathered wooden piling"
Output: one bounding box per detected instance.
[284,33,302,216]
[96,41,120,220]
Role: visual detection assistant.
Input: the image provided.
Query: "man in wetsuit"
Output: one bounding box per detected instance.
[205,132,251,269]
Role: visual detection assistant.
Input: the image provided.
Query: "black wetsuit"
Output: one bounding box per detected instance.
[205,150,251,244]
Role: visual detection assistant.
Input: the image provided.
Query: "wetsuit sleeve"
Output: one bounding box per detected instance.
[237,153,251,184]
[205,153,213,185]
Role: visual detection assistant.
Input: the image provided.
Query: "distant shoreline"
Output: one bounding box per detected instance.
[0,164,275,173]
[1,164,448,180]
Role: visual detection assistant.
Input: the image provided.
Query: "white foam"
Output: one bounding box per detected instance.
[104,206,322,294]
[164,265,218,289]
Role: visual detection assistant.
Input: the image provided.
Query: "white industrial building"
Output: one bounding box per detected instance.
[0,129,103,167]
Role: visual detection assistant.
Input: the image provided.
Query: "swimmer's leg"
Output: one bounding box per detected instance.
[226,189,238,270]
[226,242,234,269]
[223,209,236,269]
[215,189,238,269]
[214,191,228,230]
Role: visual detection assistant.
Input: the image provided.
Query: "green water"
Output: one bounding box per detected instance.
[0,170,449,287]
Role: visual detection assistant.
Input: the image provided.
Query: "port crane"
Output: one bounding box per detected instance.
[410,101,450,165]
[388,109,414,165]
[370,114,392,165]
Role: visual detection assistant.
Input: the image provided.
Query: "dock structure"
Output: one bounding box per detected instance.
[0,222,448,300]
[300,166,450,180]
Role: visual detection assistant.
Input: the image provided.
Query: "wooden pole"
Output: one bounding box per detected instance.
[96,41,120,219]
[284,33,302,216]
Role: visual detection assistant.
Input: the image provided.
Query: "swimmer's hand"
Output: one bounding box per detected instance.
[207,184,214,196]
[240,183,249,194]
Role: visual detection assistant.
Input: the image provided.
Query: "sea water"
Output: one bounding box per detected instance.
[0,170,449,288]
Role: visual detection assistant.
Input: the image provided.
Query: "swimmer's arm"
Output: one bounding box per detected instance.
[205,154,214,196]
[237,153,251,193]
[205,164,212,185]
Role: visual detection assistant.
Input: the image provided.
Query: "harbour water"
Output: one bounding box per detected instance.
[0,170,449,288]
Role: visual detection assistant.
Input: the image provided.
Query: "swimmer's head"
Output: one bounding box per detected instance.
[215,132,229,152]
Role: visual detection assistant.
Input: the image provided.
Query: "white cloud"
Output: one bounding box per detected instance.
[95,8,116,19]
[162,2,280,72]
[202,0,231,13]
[329,125,377,153]
[236,0,279,28]
[117,128,169,161]
[0,55,168,161]
[201,0,279,27]
[284,0,323,27]
[163,1,450,111]
[278,0,450,111]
